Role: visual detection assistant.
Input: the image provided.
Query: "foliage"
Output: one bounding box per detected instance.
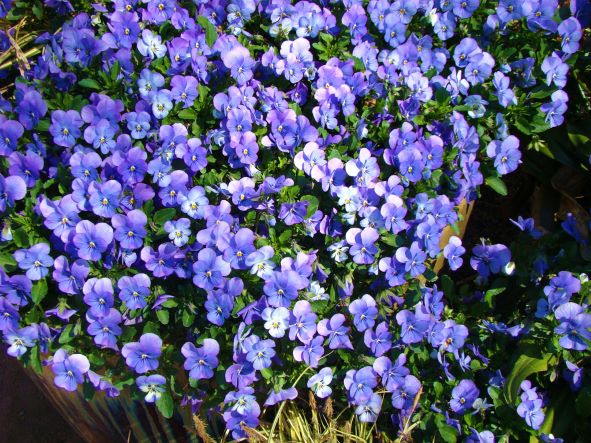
[0,0,589,442]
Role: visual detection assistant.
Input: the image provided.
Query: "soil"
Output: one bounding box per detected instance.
[462,168,536,251]
[0,350,84,443]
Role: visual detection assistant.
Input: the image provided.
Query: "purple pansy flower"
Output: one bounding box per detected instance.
[346,227,379,265]
[356,392,382,423]
[89,180,122,218]
[348,294,378,332]
[486,135,521,175]
[49,110,83,148]
[182,338,220,380]
[544,271,581,309]
[83,277,114,318]
[14,243,53,280]
[443,236,466,271]
[262,307,290,338]
[396,310,429,344]
[263,270,308,308]
[288,300,317,342]
[470,242,511,278]
[51,349,90,392]
[308,367,333,398]
[554,302,591,351]
[364,322,393,357]
[246,339,276,370]
[73,221,114,262]
[373,354,410,392]
[192,248,231,290]
[52,256,89,295]
[87,308,122,350]
[346,366,378,404]
[391,375,421,411]
[112,209,147,250]
[118,273,150,310]
[395,242,427,277]
[164,218,191,247]
[317,313,353,350]
[4,326,37,357]
[0,174,26,212]
[121,333,162,374]
[450,380,480,414]
[293,335,325,368]
[141,243,177,278]
[136,374,166,403]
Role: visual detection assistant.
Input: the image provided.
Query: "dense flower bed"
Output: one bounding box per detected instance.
[0,0,589,441]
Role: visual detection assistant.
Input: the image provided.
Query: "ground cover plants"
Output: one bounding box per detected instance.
[0,0,590,441]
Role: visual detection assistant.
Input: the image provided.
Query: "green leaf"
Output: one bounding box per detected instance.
[576,387,591,417]
[484,283,507,299]
[32,4,44,19]
[260,368,273,380]
[380,233,400,247]
[514,118,532,135]
[0,252,16,267]
[143,321,160,335]
[435,415,458,443]
[11,228,29,248]
[156,391,174,419]
[182,310,194,327]
[30,346,43,375]
[58,324,76,344]
[433,381,444,397]
[156,309,170,325]
[300,195,319,218]
[78,79,101,90]
[441,275,454,298]
[36,120,50,132]
[32,279,48,305]
[277,229,293,246]
[110,61,121,82]
[6,6,25,20]
[178,108,197,120]
[528,87,554,100]
[485,176,508,196]
[197,16,218,48]
[198,84,210,103]
[154,208,176,225]
[504,353,550,403]
[162,299,178,308]
[352,56,365,71]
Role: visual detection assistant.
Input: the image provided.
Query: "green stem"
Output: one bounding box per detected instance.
[266,365,313,442]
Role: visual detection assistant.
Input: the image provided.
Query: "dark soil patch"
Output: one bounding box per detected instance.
[463,168,536,251]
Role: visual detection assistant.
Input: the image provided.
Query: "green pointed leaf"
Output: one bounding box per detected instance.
[485,176,508,196]
[435,415,458,443]
[78,79,101,90]
[110,61,121,82]
[0,252,16,267]
[504,353,550,403]
[156,391,174,418]
[197,16,218,48]
[182,310,194,327]
[177,108,197,120]
[30,345,43,375]
[58,324,76,344]
[300,195,319,218]
[156,309,170,325]
[32,279,48,305]
[12,228,29,248]
[154,208,176,225]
